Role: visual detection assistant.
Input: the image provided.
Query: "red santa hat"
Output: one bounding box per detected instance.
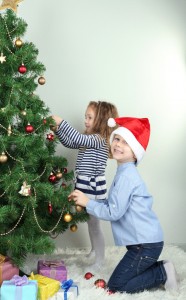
[108,117,150,164]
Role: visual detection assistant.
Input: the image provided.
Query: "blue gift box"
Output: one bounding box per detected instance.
[0,278,38,300]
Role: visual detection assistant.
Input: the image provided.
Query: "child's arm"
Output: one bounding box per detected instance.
[51,115,63,127]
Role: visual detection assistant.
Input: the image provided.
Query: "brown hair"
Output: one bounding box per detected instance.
[87,100,119,157]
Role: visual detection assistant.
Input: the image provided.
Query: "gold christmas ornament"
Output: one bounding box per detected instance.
[21,110,27,116]
[15,37,23,48]
[38,76,46,85]
[56,170,63,180]
[75,205,83,212]
[0,53,6,64]
[0,0,23,12]
[0,152,8,163]
[50,125,58,132]
[63,213,72,223]
[70,224,78,232]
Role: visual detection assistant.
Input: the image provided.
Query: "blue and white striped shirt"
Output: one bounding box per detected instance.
[55,120,109,199]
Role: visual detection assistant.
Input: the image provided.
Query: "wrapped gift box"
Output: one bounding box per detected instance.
[48,280,79,300]
[0,275,37,300]
[0,255,19,286]
[37,260,67,282]
[29,272,60,300]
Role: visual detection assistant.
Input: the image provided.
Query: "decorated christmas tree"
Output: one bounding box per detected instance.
[0,2,88,267]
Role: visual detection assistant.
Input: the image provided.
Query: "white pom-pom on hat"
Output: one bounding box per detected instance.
[108,118,116,127]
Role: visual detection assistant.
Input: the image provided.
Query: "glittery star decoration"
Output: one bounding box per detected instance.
[0,0,23,12]
[0,52,6,64]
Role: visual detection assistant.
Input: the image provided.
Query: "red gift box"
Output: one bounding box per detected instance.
[37,260,67,282]
[0,254,19,286]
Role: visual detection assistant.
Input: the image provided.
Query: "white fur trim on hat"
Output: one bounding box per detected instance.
[107,118,116,127]
[110,127,145,164]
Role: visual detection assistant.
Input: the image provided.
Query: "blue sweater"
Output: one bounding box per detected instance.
[86,162,164,245]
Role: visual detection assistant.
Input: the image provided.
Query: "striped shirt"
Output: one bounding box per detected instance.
[55,120,109,200]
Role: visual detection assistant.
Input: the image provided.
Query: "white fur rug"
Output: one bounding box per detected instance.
[23,245,186,300]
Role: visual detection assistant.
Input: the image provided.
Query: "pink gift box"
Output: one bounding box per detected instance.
[37,260,67,282]
[0,255,19,286]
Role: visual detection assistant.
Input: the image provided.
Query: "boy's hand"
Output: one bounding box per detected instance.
[68,190,89,207]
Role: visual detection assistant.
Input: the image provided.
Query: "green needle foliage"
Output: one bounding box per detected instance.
[0,10,88,267]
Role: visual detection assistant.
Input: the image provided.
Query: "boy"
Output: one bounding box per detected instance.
[68,117,179,294]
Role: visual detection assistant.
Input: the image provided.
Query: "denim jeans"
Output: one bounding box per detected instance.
[107,242,167,293]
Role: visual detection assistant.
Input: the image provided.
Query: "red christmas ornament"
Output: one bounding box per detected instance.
[63,168,67,173]
[48,173,57,183]
[84,272,94,280]
[94,279,107,289]
[43,119,47,124]
[61,183,67,188]
[47,133,54,141]
[25,123,34,133]
[18,64,27,74]
[48,202,53,214]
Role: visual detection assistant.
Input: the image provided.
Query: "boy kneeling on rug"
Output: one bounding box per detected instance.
[68,116,179,294]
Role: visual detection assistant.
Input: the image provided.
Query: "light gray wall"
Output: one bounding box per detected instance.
[18,0,186,248]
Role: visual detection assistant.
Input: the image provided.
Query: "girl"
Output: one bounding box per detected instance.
[51,101,119,271]
[68,116,179,294]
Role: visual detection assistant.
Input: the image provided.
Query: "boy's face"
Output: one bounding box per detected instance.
[111,134,136,164]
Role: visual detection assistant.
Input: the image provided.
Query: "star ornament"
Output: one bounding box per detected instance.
[0,53,6,64]
[0,0,23,13]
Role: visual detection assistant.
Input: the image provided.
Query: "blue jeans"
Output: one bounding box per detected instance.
[107,242,167,293]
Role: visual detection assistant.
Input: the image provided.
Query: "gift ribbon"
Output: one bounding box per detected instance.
[42,260,64,267]
[62,279,79,300]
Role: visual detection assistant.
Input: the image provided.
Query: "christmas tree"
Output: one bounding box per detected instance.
[0,4,88,267]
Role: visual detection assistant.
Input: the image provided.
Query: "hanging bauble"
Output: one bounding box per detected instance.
[63,168,67,174]
[70,224,78,232]
[38,76,46,85]
[0,152,8,163]
[18,63,27,74]
[48,173,57,183]
[47,133,54,141]
[25,123,34,133]
[18,181,31,197]
[84,272,94,280]
[15,37,23,48]
[48,202,53,214]
[56,170,63,180]
[43,119,47,124]
[94,279,107,289]
[61,183,67,189]
[21,110,27,116]
[75,205,83,212]
[50,125,57,132]
[63,213,72,223]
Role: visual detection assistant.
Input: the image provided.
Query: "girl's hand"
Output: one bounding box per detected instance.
[51,115,63,126]
[68,189,89,207]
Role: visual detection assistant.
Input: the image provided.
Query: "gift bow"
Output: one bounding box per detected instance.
[62,279,73,291]
[10,275,29,286]
[43,260,64,267]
